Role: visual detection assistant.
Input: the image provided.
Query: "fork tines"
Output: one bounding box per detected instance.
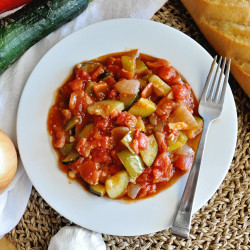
[202,56,231,104]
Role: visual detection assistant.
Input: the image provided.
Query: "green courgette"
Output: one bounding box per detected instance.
[0,0,89,75]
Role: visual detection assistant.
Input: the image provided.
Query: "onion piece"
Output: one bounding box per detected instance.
[0,130,18,191]
[127,183,141,199]
[174,144,194,156]
[168,105,198,130]
[115,79,140,95]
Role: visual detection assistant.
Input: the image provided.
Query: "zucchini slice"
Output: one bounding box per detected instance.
[140,134,158,167]
[121,56,136,74]
[167,131,188,152]
[64,116,78,132]
[105,170,130,199]
[135,117,146,132]
[88,184,106,197]
[87,100,124,118]
[117,150,144,178]
[148,74,171,96]
[80,62,102,74]
[61,150,80,165]
[60,143,74,156]
[128,98,156,117]
[78,123,94,139]
[119,93,139,110]
[135,59,148,74]
[121,131,135,153]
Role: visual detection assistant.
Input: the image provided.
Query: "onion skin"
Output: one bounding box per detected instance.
[0,130,18,191]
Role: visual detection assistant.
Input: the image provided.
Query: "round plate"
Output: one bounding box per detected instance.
[17,18,237,236]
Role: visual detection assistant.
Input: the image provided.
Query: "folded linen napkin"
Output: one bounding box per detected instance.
[0,0,167,245]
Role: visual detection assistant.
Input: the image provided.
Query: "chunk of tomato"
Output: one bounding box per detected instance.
[78,159,101,185]
[174,155,194,171]
[157,66,176,84]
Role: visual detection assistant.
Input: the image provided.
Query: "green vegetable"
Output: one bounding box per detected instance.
[61,149,80,165]
[105,170,130,199]
[167,131,188,151]
[85,81,95,96]
[135,117,146,132]
[64,116,78,132]
[135,59,148,74]
[121,56,135,74]
[148,74,171,96]
[140,134,158,167]
[80,62,102,74]
[0,0,89,75]
[117,150,144,178]
[60,143,74,156]
[121,131,135,153]
[128,98,156,117]
[88,184,106,197]
[87,100,124,118]
[119,93,139,110]
[78,123,94,139]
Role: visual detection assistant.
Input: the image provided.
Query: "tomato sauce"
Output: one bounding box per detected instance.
[47,49,203,200]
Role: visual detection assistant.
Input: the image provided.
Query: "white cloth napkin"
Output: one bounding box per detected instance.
[0,0,167,245]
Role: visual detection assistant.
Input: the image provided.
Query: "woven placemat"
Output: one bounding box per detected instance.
[7,0,250,249]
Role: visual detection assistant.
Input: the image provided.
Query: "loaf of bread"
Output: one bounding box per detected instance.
[181,0,250,97]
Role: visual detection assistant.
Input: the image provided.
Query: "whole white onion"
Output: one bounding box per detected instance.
[0,130,18,191]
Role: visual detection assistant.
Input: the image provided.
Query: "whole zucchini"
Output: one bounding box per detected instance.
[0,0,89,75]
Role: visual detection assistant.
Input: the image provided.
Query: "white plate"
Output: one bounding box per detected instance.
[17,18,237,236]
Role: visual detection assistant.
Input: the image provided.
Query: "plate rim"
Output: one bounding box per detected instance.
[16,18,238,236]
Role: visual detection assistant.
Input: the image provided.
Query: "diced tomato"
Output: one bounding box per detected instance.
[157,66,176,84]
[69,91,94,115]
[154,152,171,168]
[76,138,87,156]
[91,66,106,81]
[106,77,116,87]
[169,75,183,85]
[99,136,113,149]
[156,96,175,117]
[94,117,112,131]
[172,84,190,101]
[78,159,101,185]
[93,81,110,101]
[106,57,116,65]
[116,68,133,80]
[107,65,120,77]
[131,139,139,154]
[60,109,72,123]
[153,152,173,182]
[146,59,169,70]
[137,184,156,198]
[69,79,84,91]
[108,88,119,99]
[134,130,149,150]
[99,164,123,182]
[116,111,137,128]
[91,147,112,164]
[174,155,194,171]
[141,82,153,98]
[53,130,66,148]
[75,68,91,81]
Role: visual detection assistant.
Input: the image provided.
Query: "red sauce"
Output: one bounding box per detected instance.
[47,49,202,200]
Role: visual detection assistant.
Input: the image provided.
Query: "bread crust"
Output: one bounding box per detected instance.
[181,0,250,97]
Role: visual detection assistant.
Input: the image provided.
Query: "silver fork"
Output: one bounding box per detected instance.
[170,56,231,239]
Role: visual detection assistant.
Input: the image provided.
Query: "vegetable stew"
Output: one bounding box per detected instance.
[47,50,203,200]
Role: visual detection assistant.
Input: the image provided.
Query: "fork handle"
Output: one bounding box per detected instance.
[170,119,211,238]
